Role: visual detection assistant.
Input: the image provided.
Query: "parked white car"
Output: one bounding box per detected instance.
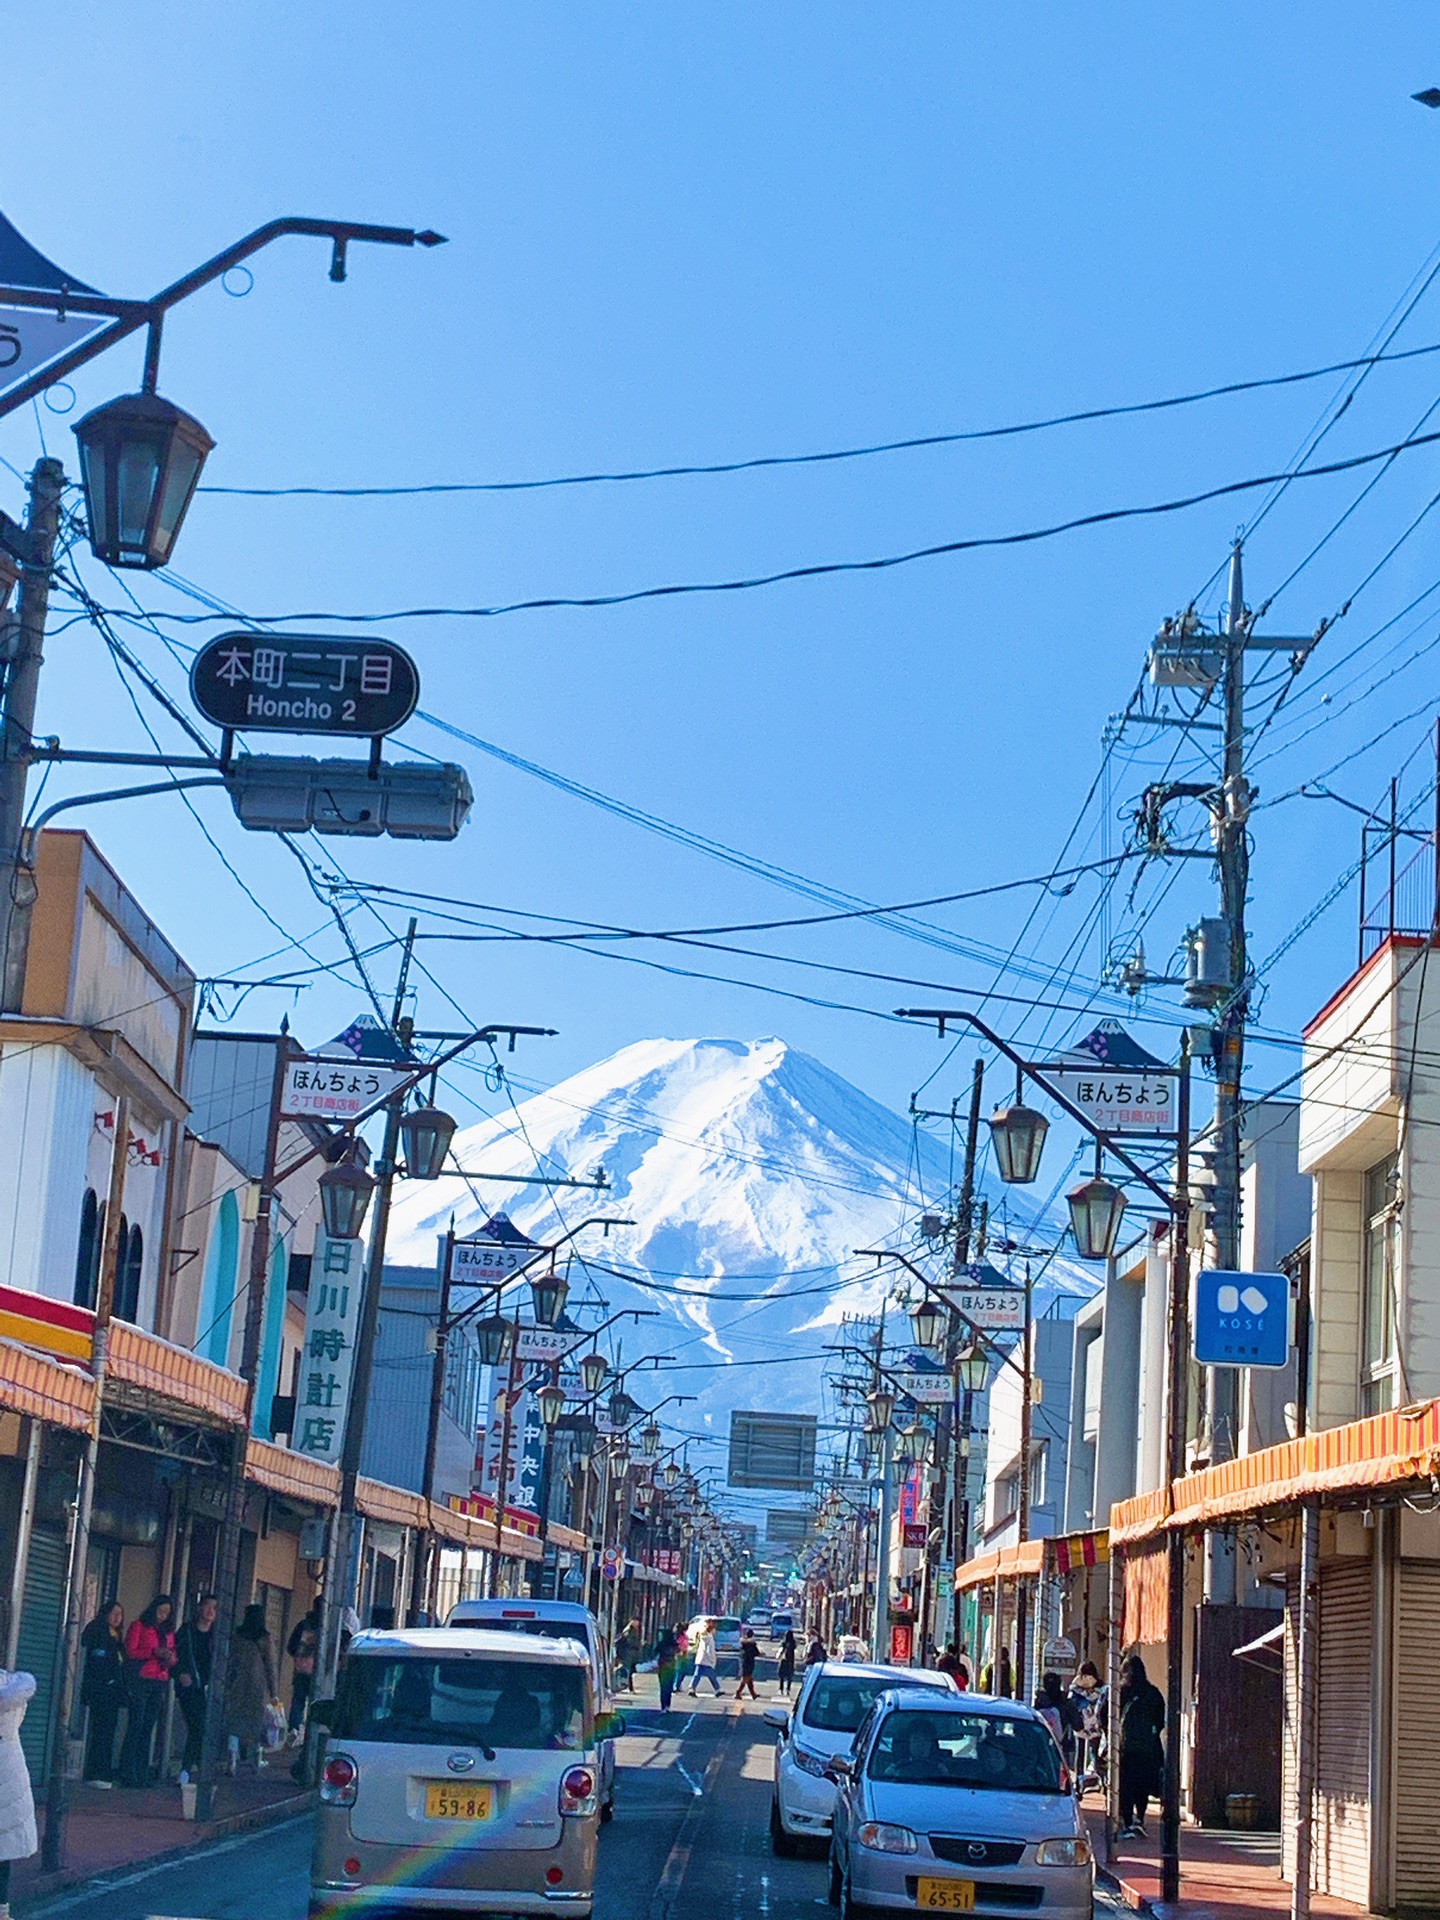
[765,1660,954,1854]
[828,1686,1093,1919]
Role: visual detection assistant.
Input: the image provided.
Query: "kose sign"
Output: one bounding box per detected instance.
[190,630,420,737]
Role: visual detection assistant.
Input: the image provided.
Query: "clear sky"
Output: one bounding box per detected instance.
[4,6,1440,1148]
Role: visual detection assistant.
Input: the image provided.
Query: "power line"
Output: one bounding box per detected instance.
[97,420,1440,627]
[192,340,1440,498]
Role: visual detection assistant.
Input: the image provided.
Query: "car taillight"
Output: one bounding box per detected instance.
[321,1754,358,1807]
[559,1765,598,1815]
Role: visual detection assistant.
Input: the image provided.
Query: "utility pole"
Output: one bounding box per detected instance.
[0,457,63,1009]
[1012,1259,1034,1702]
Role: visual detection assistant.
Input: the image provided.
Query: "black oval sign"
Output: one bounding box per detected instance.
[189,631,419,737]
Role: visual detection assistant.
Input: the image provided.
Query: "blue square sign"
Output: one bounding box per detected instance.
[1194,1269,1292,1369]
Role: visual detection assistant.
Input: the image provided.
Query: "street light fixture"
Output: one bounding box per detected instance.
[1066,1175,1128,1260]
[537,1381,566,1428]
[317,1157,375,1241]
[640,1419,661,1457]
[910,1297,946,1353]
[988,1101,1050,1184]
[866,1387,895,1432]
[73,390,215,569]
[399,1105,457,1180]
[955,1342,990,1393]
[530,1270,568,1328]
[900,1420,933,1467]
[579,1352,608,1396]
[662,1462,680,1490]
[474,1312,515,1369]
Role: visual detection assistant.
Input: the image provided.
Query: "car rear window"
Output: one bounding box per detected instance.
[335,1657,590,1751]
[456,1615,595,1660]
[868,1710,1062,1793]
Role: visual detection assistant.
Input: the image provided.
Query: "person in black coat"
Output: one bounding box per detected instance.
[652,1625,681,1712]
[173,1594,218,1776]
[1117,1655,1166,1837]
[81,1601,127,1784]
[777,1629,797,1695]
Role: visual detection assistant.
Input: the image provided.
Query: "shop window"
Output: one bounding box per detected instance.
[1361,1153,1400,1414]
[73,1189,101,1309]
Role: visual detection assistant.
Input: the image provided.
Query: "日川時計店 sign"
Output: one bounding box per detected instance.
[189,631,420,737]
[280,1057,409,1121]
[1043,1068,1178,1135]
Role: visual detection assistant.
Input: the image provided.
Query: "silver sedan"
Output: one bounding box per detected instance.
[828,1688,1093,1920]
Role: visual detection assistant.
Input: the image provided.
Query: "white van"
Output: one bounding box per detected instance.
[446,1599,616,1817]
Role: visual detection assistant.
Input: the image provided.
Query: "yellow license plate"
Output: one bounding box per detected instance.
[916,1879,975,1911]
[424,1782,494,1821]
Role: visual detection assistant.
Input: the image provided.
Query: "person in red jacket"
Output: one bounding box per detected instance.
[119,1596,176,1788]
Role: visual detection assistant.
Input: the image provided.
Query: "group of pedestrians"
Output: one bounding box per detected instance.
[79,1592,318,1789]
[617,1618,814,1710]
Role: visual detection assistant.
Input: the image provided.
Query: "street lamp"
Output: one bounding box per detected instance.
[579,1352,608,1396]
[866,1387,895,1433]
[640,1419,661,1457]
[537,1381,566,1428]
[662,1462,680,1490]
[899,1420,932,1467]
[317,1157,375,1241]
[530,1270,568,1328]
[910,1297,946,1353]
[73,390,215,569]
[955,1342,990,1393]
[1067,1175,1127,1260]
[609,1390,638,1429]
[399,1105,457,1180]
[475,1312,515,1369]
[988,1101,1049,1184]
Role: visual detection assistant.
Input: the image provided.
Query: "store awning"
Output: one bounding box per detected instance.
[1232,1621,1284,1675]
[245,1438,339,1506]
[1110,1397,1440,1548]
[0,1338,94,1430]
[954,1538,1045,1593]
[108,1323,248,1424]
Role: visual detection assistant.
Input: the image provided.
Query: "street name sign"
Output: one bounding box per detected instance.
[897,1370,953,1405]
[944,1274,1025,1331]
[453,1237,540,1285]
[280,1056,408,1120]
[515,1325,585,1363]
[0,306,109,401]
[190,630,419,737]
[1194,1268,1291,1369]
[1042,1068,1177,1136]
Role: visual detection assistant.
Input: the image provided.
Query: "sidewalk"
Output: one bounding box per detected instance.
[15,1770,313,1911]
[1082,1804,1369,1920]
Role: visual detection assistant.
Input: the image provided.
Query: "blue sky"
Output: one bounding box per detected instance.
[4,6,1440,1149]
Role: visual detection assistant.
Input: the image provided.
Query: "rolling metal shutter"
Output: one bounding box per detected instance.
[1313,1561,1372,1908]
[1393,1559,1440,1908]
[1282,1573,1298,1887]
[16,1527,67,1785]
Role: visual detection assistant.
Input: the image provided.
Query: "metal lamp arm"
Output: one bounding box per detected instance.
[894,1004,1178,1212]
[0,215,446,419]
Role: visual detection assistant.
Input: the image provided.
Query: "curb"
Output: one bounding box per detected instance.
[18,1789,316,1913]
[1098,1865,1155,1912]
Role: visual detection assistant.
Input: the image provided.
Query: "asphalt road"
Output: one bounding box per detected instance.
[23,1679,1124,1920]
[22,1683,829,1920]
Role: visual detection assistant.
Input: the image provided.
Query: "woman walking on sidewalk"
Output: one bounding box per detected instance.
[120,1596,176,1788]
[688,1621,722,1696]
[1117,1655,1166,1839]
[736,1629,760,1699]
[653,1623,681,1712]
[225,1604,278,1768]
[0,1667,38,1920]
[173,1594,218,1777]
[286,1605,320,1735]
[80,1601,127,1785]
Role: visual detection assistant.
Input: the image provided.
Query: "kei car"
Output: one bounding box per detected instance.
[827,1686,1093,1919]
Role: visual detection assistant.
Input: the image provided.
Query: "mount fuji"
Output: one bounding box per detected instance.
[385,1038,1093,1464]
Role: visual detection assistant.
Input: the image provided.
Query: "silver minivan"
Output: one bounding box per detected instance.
[310,1627,619,1918]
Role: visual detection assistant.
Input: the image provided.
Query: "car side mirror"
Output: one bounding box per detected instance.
[308,1697,335,1728]
[762,1707,790,1732]
[824,1754,852,1782]
[596,1710,627,1742]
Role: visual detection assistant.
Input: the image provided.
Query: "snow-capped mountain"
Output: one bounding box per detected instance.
[385,1037,1093,1459]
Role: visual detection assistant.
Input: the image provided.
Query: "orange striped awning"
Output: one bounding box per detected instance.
[1050,1530,1108,1575]
[245,1438,339,1506]
[107,1322,249,1425]
[0,1338,95,1430]
[954,1538,1045,1593]
[358,1478,427,1531]
[1110,1397,1440,1547]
